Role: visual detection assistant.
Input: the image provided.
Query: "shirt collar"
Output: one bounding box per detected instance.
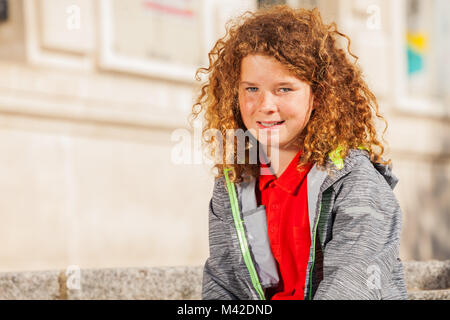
[258,150,312,195]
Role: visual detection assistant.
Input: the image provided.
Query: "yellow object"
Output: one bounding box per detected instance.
[328,145,370,170]
[407,32,427,54]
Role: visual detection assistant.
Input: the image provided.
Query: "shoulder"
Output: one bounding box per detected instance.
[346,150,383,182]
[333,149,396,197]
[333,149,400,211]
[337,149,392,186]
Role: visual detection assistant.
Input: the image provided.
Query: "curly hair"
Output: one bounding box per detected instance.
[189,5,389,183]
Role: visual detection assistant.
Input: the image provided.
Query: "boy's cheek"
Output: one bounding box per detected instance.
[242,114,255,128]
[239,103,253,118]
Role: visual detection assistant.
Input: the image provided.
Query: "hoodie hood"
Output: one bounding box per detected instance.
[373,161,399,190]
[322,148,399,192]
[240,145,399,191]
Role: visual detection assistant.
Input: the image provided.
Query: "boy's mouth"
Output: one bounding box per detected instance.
[257,120,285,128]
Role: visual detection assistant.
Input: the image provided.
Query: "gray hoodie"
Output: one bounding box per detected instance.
[202,148,408,300]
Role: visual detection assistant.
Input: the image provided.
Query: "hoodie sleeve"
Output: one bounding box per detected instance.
[313,159,408,300]
[202,178,238,300]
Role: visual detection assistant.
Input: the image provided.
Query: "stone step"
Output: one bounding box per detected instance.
[0,261,448,300]
[407,289,450,300]
[403,260,450,290]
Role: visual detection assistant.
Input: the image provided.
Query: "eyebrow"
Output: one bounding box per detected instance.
[239,81,296,86]
[240,81,258,86]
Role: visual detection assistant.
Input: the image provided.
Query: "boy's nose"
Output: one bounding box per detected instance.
[258,91,278,113]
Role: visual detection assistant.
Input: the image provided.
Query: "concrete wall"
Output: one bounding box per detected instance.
[0,261,448,300]
[0,0,448,274]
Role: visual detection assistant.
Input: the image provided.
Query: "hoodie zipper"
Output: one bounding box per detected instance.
[306,145,370,299]
[224,169,322,300]
[308,202,322,300]
[224,168,266,300]
[221,146,366,300]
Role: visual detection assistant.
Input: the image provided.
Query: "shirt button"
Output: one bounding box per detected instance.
[271,204,279,210]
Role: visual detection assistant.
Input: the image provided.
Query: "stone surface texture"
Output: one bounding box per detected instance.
[0,261,448,300]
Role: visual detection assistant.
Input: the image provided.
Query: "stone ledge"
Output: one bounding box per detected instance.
[403,260,450,290]
[65,266,203,300]
[0,260,448,300]
[0,270,60,300]
[407,289,450,300]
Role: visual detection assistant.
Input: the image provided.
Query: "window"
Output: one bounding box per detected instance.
[433,0,450,106]
[99,0,212,83]
[23,0,94,69]
[393,0,450,117]
[258,0,285,8]
[258,0,318,9]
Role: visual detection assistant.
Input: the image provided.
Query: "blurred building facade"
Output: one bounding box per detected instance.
[0,0,448,272]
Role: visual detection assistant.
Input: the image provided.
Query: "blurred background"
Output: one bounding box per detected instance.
[0,0,448,273]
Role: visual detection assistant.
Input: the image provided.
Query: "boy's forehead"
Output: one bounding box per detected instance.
[240,54,300,83]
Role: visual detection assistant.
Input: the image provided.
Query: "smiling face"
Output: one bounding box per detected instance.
[238,54,314,151]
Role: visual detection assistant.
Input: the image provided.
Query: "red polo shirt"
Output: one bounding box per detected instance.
[257,150,313,300]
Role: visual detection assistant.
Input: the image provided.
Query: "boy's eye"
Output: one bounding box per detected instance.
[246,87,258,92]
[279,88,292,93]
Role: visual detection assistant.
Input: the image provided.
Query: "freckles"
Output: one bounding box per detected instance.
[243,107,256,120]
[239,103,253,122]
[238,97,247,113]
[241,95,254,107]
[240,99,254,114]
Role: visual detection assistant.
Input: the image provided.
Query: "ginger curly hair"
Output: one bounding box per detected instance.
[190,5,389,183]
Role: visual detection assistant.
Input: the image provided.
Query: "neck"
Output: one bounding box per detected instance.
[265,146,299,178]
